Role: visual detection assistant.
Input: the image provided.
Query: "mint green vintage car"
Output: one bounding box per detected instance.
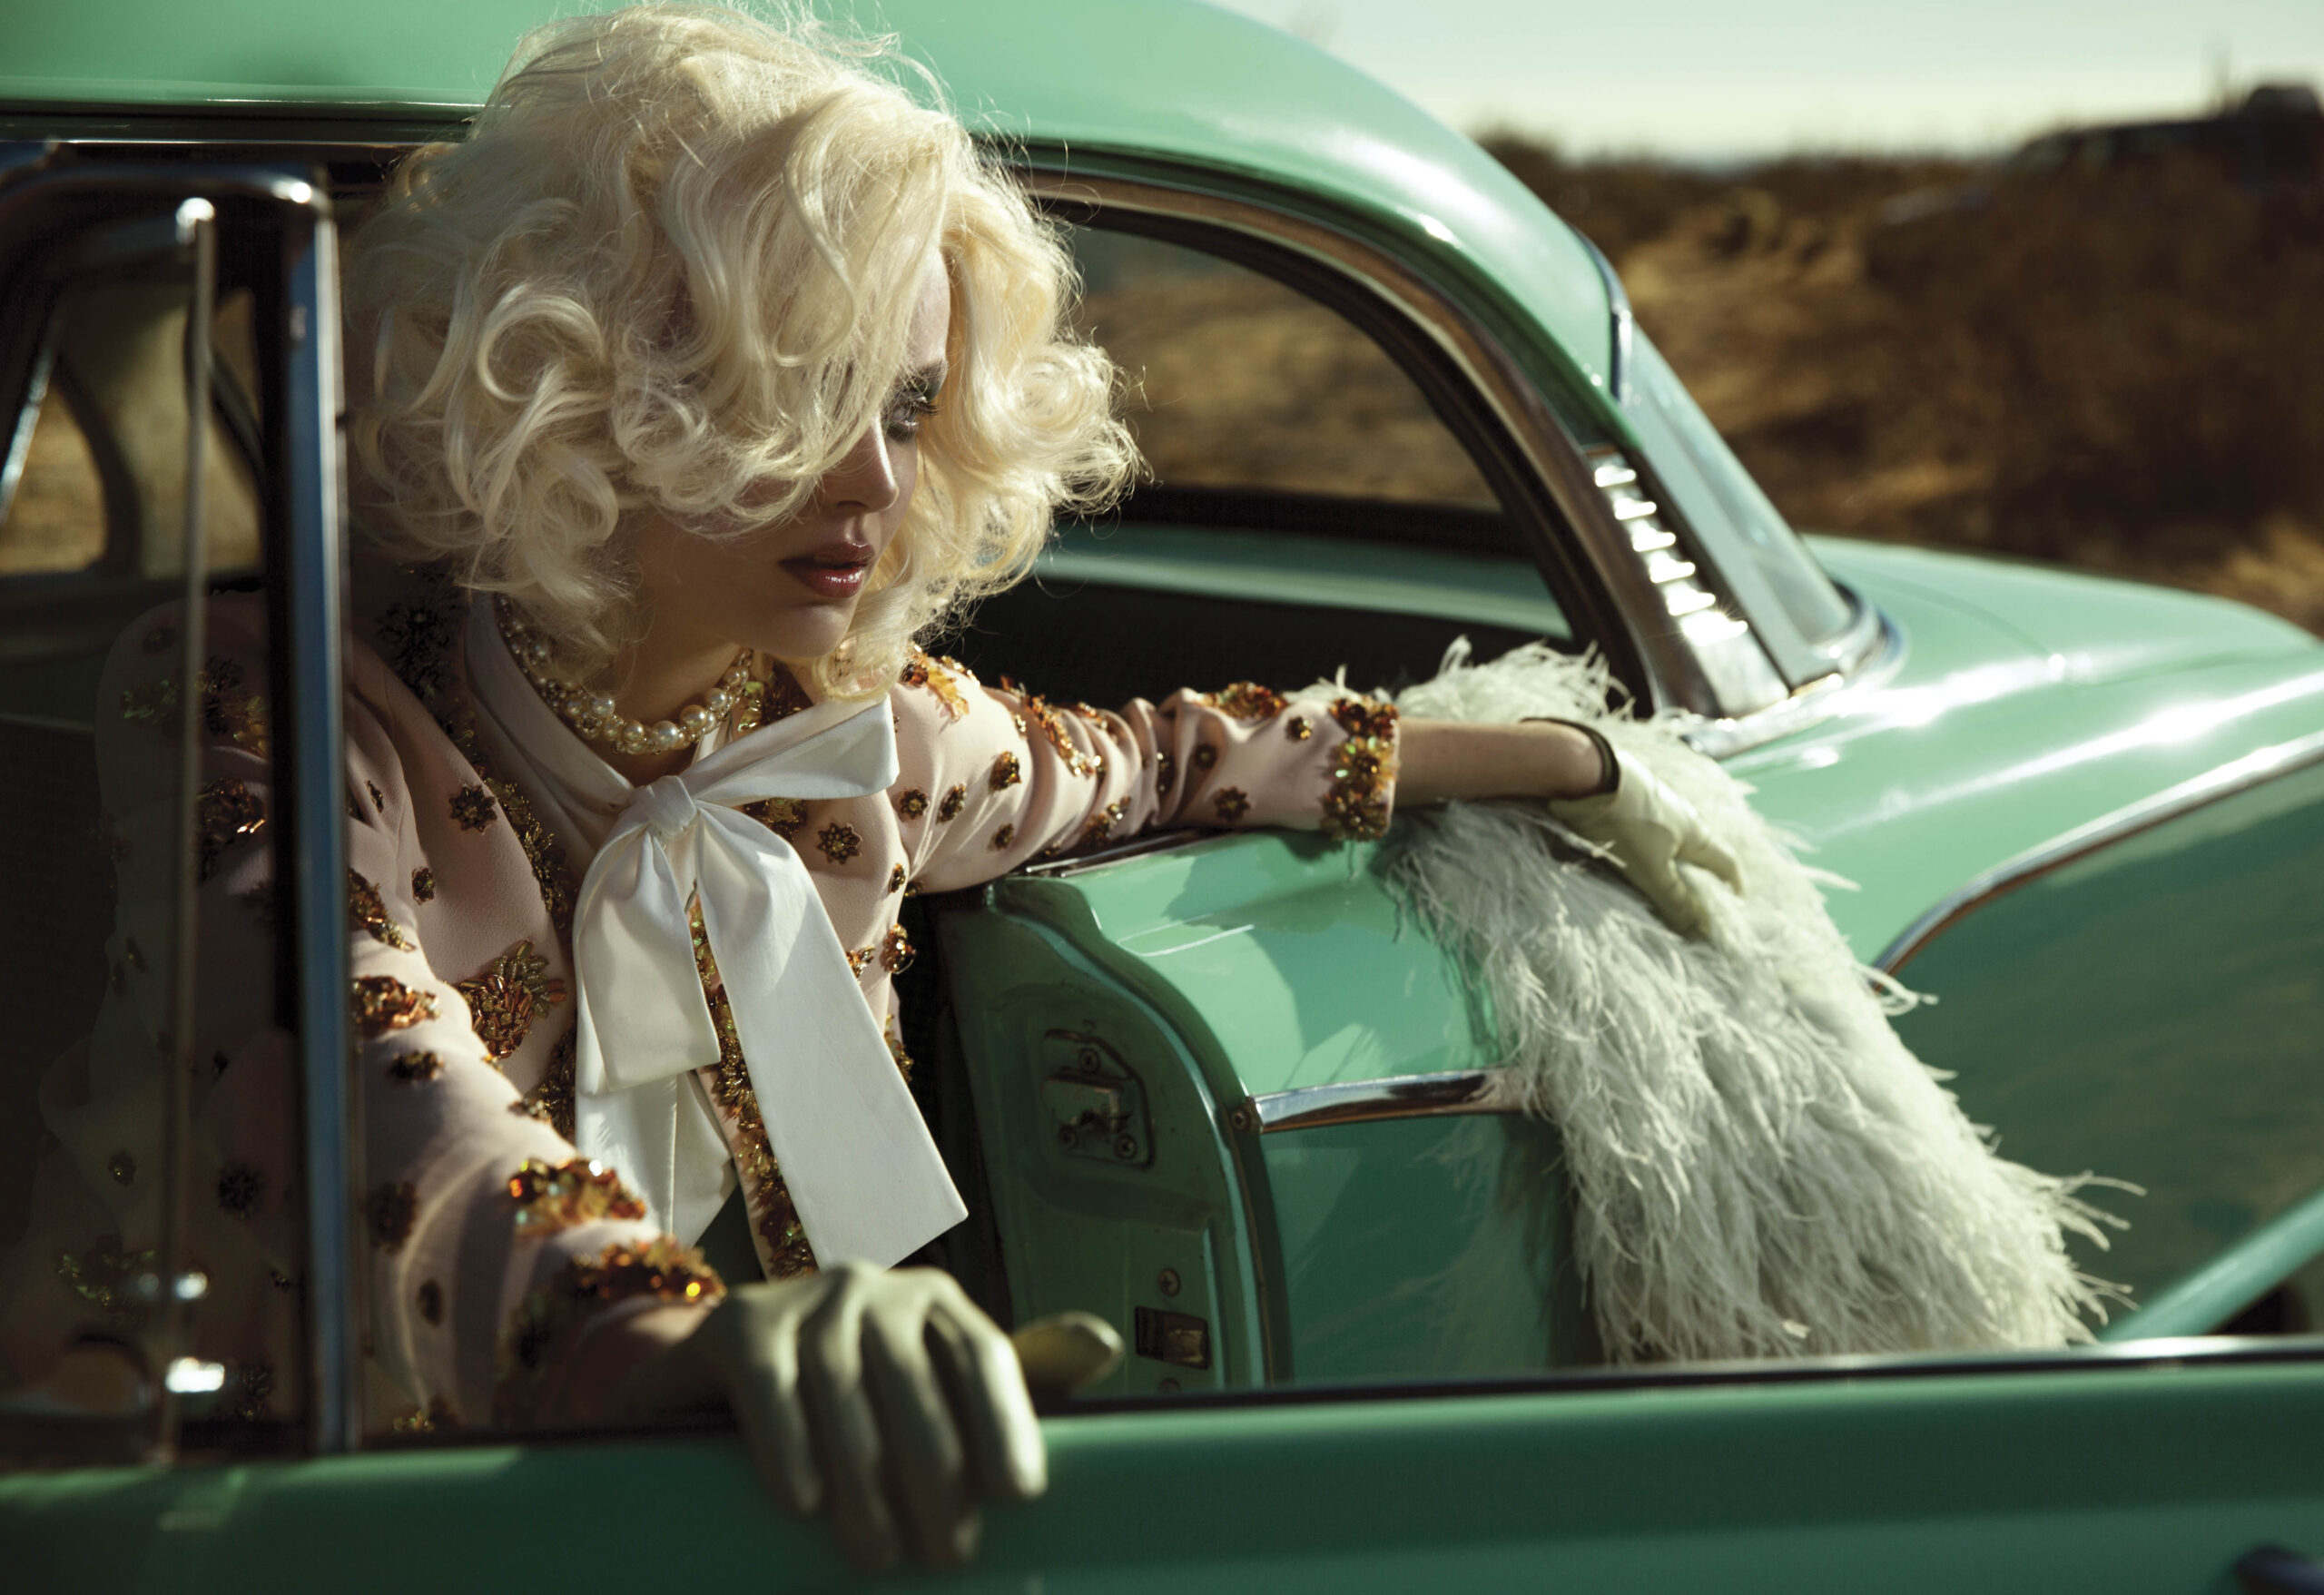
[5,1,2324,1590]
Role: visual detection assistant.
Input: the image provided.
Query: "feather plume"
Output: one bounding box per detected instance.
[1374,640,2128,1362]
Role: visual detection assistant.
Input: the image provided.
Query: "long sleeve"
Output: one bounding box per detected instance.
[891,652,1401,894]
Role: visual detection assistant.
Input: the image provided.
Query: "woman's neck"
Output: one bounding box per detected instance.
[591,619,746,786]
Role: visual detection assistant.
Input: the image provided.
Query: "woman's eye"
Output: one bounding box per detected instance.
[882,387,940,442]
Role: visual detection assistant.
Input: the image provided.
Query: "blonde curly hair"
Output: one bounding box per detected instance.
[345,4,1134,695]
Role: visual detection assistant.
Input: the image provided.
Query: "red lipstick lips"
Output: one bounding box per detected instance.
[781,539,872,600]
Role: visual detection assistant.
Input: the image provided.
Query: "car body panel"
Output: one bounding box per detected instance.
[1893,753,2324,1324]
[0,0,1619,411]
[7,1357,2324,1593]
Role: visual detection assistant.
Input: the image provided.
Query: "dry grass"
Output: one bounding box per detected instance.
[1483,135,2324,632]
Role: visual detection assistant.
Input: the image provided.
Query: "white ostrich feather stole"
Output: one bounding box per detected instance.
[1378,640,2128,1364]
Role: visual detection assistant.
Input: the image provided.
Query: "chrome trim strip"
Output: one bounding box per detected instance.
[1678,594,1904,760]
[1228,1068,1525,1135]
[1018,166,1718,722]
[1564,223,1633,408]
[281,200,357,1453]
[1017,827,1209,879]
[1876,725,2324,974]
[156,197,219,1450]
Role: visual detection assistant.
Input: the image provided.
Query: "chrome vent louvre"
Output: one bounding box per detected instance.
[1585,445,1786,714]
[1587,448,1748,644]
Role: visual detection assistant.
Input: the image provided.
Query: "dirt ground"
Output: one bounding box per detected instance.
[1485,137,2324,633]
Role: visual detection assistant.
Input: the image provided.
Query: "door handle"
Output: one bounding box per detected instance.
[2239,1546,2324,1595]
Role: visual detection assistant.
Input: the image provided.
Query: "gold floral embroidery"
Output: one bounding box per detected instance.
[199,656,270,757]
[900,651,968,722]
[448,784,498,832]
[693,905,814,1277]
[1206,682,1288,722]
[196,778,267,881]
[1287,715,1313,743]
[880,923,914,974]
[1018,693,1102,778]
[846,946,877,976]
[885,1020,916,1084]
[410,866,436,903]
[517,1029,577,1140]
[417,1280,444,1325]
[1156,750,1177,797]
[743,797,808,838]
[54,1235,158,1329]
[379,573,576,930]
[1079,797,1130,850]
[369,1181,419,1252]
[886,863,906,894]
[353,975,437,1038]
[218,1357,274,1423]
[1212,787,1252,823]
[495,1238,724,1426]
[992,822,1016,851]
[816,822,862,864]
[377,589,458,706]
[936,784,966,822]
[367,780,387,812]
[1321,697,1399,842]
[507,1157,646,1236]
[1191,743,1218,772]
[456,940,566,1061]
[387,1049,443,1085]
[758,665,814,724]
[349,871,416,950]
[990,751,1021,792]
[392,1395,461,1433]
[118,673,178,733]
[216,1161,266,1218]
[896,788,929,820]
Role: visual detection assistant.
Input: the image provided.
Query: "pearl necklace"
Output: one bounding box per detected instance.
[495,597,763,757]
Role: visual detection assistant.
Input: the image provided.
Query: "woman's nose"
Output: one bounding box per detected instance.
[817,425,901,515]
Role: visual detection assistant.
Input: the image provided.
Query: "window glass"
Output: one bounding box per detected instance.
[952,226,1561,707]
[1073,229,1497,509]
[0,210,290,1452]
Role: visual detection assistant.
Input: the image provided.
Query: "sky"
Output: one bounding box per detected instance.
[1206,0,2324,162]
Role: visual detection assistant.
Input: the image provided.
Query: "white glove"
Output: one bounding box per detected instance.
[615,1263,1046,1571]
[1549,745,1743,937]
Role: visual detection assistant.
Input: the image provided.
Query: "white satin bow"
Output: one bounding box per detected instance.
[462,603,965,1268]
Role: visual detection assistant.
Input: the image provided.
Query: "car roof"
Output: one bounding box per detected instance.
[0,0,1614,394]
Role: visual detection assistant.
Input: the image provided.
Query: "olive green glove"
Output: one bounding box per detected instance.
[1549,746,1744,937]
[615,1263,1045,1573]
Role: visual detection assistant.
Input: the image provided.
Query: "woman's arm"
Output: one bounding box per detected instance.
[1393,718,1609,808]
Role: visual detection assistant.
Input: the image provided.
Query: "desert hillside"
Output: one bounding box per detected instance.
[1486,133,2324,631]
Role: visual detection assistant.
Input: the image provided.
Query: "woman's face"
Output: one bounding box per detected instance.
[625,254,951,673]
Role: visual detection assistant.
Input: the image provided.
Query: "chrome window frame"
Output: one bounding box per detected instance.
[0,145,351,1455]
[1016,162,1894,755]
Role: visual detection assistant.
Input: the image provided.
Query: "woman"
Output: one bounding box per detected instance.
[14,3,1735,1570]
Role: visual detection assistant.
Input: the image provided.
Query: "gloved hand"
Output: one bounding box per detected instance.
[1549,744,1743,937]
[613,1263,1044,1572]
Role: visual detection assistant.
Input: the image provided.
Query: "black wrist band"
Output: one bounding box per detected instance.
[1524,717,1620,797]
